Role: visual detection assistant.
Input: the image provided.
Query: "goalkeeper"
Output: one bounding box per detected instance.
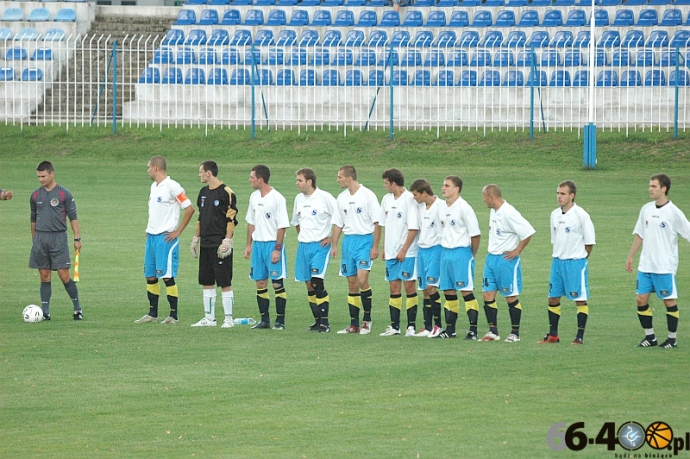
[190,160,239,328]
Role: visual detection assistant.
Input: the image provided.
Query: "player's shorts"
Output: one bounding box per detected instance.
[385,257,417,282]
[144,233,180,278]
[250,240,287,281]
[340,233,373,277]
[295,241,331,282]
[637,271,677,299]
[198,247,233,288]
[29,231,71,270]
[439,246,475,292]
[483,253,522,297]
[548,258,589,301]
[417,245,441,290]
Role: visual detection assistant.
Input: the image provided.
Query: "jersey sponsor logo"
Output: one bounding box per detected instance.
[427,276,437,283]
[359,260,368,266]
[270,270,279,277]
[456,281,466,288]
[50,198,59,207]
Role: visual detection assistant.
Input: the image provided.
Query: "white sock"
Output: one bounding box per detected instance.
[203,289,216,321]
[222,290,234,318]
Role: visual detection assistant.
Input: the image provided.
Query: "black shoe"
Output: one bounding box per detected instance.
[318,324,330,333]
[464,331,477,341]
[42,314,51,321]
[272,322,285,330]
[307,322,319,332]
[73,310,83,321]
[638,337,658,347]
[659,339,677,349]
[251,321,271,329]
[434,330,456,339]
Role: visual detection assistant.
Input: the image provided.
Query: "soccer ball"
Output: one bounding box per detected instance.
[23,305,43,323]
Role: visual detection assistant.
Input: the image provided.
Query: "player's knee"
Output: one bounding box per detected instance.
[310,277,325,295]
[163,278,175,287]
[272,279,284,291]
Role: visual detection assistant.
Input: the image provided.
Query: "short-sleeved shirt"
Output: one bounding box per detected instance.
[246,188,290,242]
[550,203,596,260]
[147,176,192,235]
[439,197,481,249]
[291,188,337,243]
[417,197,443,249]
[633,200,690,274]
[197,182,238,248]
[332,184,381,235]
[487,201,535,255]
[380,189,419,260]
[30,184,77,232]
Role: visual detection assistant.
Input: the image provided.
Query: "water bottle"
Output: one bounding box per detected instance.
[233,318,257,325]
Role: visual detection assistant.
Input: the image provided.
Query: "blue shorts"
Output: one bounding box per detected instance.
[483,253,522,297]
[417,245,441,290]
[385,257,417,282]
[340,234,373,277]
[549,258,589,301]
[144,233,179,279]
[439,246,475,292]
[637,271,677,299]
[295,241,331,282]
[250,241,287,281]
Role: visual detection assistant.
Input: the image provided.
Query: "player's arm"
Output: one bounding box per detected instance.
[585,244,593,258]
[70,219,82,251]
[471,234,481,257]
[30,194,37,238]
[396,229,419,261]
[225,189,238,239]
[330,224,342,257]
[371,223,381,260]
[165,204,195,241]
[626,234,643,273]
[271,227,286,263]
[503,235,531,261]
[244,223,255,258]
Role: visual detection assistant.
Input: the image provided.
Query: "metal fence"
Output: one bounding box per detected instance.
[1,33,689,135]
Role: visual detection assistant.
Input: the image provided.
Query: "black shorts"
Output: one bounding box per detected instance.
[29,231,71,270]
[198,246,233,288]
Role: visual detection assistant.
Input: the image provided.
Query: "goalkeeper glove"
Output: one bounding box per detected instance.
[190,236,200,258]
[217,238,233,259]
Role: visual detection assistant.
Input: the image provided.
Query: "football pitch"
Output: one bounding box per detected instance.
[1,126,689,458]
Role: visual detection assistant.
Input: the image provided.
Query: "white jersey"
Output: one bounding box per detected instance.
[333,184,381,235]
[246,188,290,242]
[379,189,419,260]
[634,200,690,274]
[417,197,443,249]
[291,188,337,243]
[146,176,192,235]
[439,196,481,249]
[551,203,596,260]
[487,201,535,255]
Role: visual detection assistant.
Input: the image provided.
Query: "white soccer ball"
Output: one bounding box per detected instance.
[23,304,43,323]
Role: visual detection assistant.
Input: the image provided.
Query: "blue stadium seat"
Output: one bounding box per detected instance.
[356,10,377,27]
[198,47,217,64]
[470,50,491,67]
[367,30,388,47]
[594,48,607,66]
[589,9,609,27]
[345,69,364,86]
[416,0,435,5]
[184,68,205,85]
[276,69,296,86]
[185,29,207,45]
[254,29,274,46]
[323,0,344,5]
[635,49,656,67]
[220,9,240,25]
[526,70,547,86]
[598,30,620,48]
[28,8,50,22]
[424,49,445,67]
[550,31,573,47]
[6,47,27,60]
[527,31,549,47]
[139,67,160,84]
[611,49,631,67]
[391,69,408,86]
[401,49,421,66]
[55,9,76,22]
[266,10,286,26]
[671,31,690,47]
[481,31,503,47]
[276,30,296,46]
[300,0,321,5]
[646,30,669,47]
[458,31,480,47]
[208,0,230,4]
[647,0,669,4]
[288,9,309,26]
[176,47,196,64]
[244,48,262,65]
[645,69,666,86]
[541,49,562,67]
[448,11,469,27]
[484,0,505,5]
[553,0,573,5]
[493,49,514,67]
[612,9,633,27]
[437,0,459,6]
[1,8,23,21]
[660,50,678,67]
[255,0,276,4]
[355,48,376,65]
[596,70,617,86]
[335,48,353,66]
[205,30,227,47]
[637,9,658,27]
[549,70,570,86]
[506,0,528,5]
[434,70,456,86]
[564,49,582,66]
[174,9,196,25]
[669,70,690,86]
[542,10,563,27]
[322,30,341,46]
[287,47,307,65]
[472,10,493,27]
[230,29,252,46]
[426,11,447,27]
[459,70,477,86]
[687,11,690,25]
[530,0,551,5]
[233,0,253,5]
[16,28,40,41]
[299,69,317,86]
[222,48,241,65]
[334,10,354,26]
[0,28,12,40]
[433,31,456,47]
[574,31,590,47]
[344,30,364,46]
[495,10,515,27]
[207,68,228,85]
[517,50,535,67]
[31,48,53,61]
[413,30,434,47]
[571,70,589,87]
[244,9,264,25]
[518,10,539,27]
[253,68,273,85]
[479,70,500,86]
[368,70,384,86]
[0,68,15,81]
[504,31,527,47]
[230,69,250,85]
[321,69,341,86]
[161,67,182,84]
[312,10,332,26]
[597,0,621,4]
[391,30,410,47]
[311,47,330,65]
[622,30,644,47]
[503,70,524,86]
[267,47,284,65]
[198,9,219,25]
[403,10,423,27]
[447,49,468,66]
[409,70,430,86]
[381,11,401,27]
[379,50,398,66]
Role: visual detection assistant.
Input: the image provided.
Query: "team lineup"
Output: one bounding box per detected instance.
[19,158,690,348]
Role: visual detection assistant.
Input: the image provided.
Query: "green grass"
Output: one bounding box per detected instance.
[1,126,689,458]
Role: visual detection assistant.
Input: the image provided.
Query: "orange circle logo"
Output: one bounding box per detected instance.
[646,422,673,450]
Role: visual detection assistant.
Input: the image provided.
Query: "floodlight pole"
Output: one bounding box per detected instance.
[583,0,596,169]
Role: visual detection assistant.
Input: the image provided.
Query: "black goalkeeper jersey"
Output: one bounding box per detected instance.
[197,183,238,248]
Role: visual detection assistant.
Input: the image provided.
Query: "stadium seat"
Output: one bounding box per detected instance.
[541,49,561,67]
[1,8,23,21]
[367,30,388,47]
[590,10,609,27]
[574,31,590,48]
[0,28,12,40]
[267,47,284,65]
[391,30,410,47]
[15,28,40,41]
[447,49,468,66]
[345,69,364,86]
[174,9,196,25]
[622,30,644,47]
[368,70,384,86]
[356,10,377,27]
[230,68,250,85]
[208,29,229,46]
[517,50,535,67]
[311,47,330,65]
[276,30,296,46]
[472,10,493,27]
[549,70,570,86]
[433,31,456,47]
[504,31,526,47]
[185,29,207,45]
[158,39,181,54]
[299,69,317,86]
[597,70,617,86]
[424,49,445,67]
[564,49,582,66]
[526,70,547,86]
[243,9,264,25]
[312,10,332,26]
[5,47,27,60]
[470,50,491,67]
[323,0,344,5]
[391,69,408,86]
[198,9,219,25]
[597,0,621,4]
[43,28,65,41]
[230,29,252,46]
[507,0,528,6]
[594,48,607,66]
[448,11,469,27]
[479,70,500,86]
[527,31,549,47]
[198,47,217,64]
[458,31,480,47]
[598,30,620,48]
[253,68,273,85]
[612,9,634,27]
[162,67,182,84]
[415,0,435,5]
[493,49,514,67]
[403,10,423,27]
[287,47,307,65]
[530,0,550,5]
[437,0,459,6]
[503,70,523,86]
[518,10,539,27]
[276,68,295,86]
[333,10,354,26]
[434,70,455,86]
[660,50,678,67]
[637,9,658,27]
[245,48,262,65]
[400,49,421,66]
[288,10,309,26]
[611,49,631,67]
[542,10,563,27]
[255,0,276,5]
[322,30,341,47]
[624,0,646,5]
[0,68,15,81]
[481,31,503,48]
[484,0,505,5]
[28,8,50,22]
[459,70,477,86]
[266,10,286,26]
[645,69,666,86]
[379,50,398,66]
[571,70,589,87]
[381,11,400,27]
[553,0,573,5]
[344,30,364,47]
[208,0,230,4]
[669,70,690,86]
[671,31,690,47]
[176,47,196,64]
[564,9,585,26]
[335,48,353,66]
[300,0,321,6]
[55,8,76,22]
[646,30,669,47]
[232,0,252,5]
[220,9,241,25]
[426,11,447,27]
[495,10,515,27]
[255,29,274,46]
[31,48,53,61]
[413,30,434,47]
[321,69,341,86]
[207,68,228,85]
[647,0,669,4]
[550,31,573,47]
[635,49,656,67]
[355,48,376,65]
[139,67,160,84]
